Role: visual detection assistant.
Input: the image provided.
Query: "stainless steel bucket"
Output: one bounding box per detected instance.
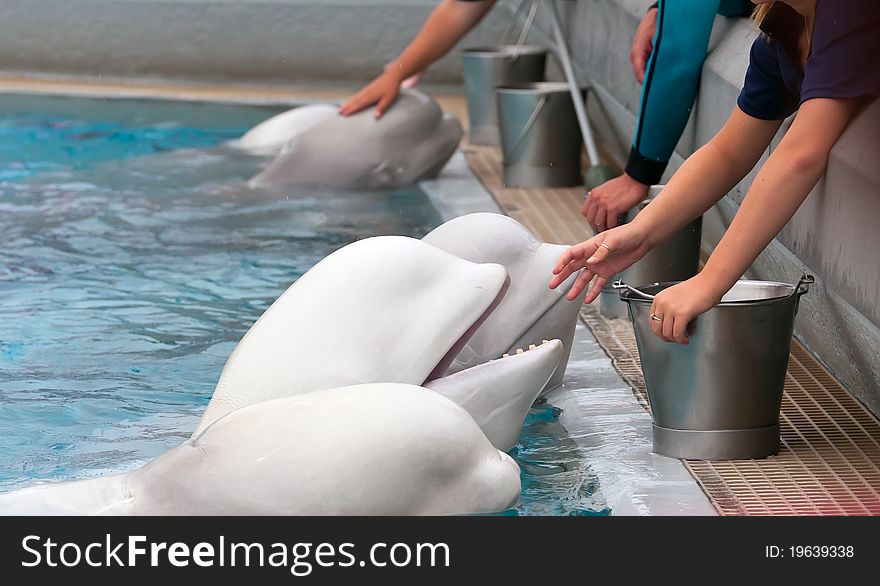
[599,185,702,318]
[462,46,547,145]
[497,82,583,188]
[619,275,814,460]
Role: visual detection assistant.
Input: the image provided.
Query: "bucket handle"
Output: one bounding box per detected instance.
[612,280,655,301]
[793,272,814,316]
[501,0,539,62]
[796,272,815,296]
[507,94,548,156]
[500,0,529,44]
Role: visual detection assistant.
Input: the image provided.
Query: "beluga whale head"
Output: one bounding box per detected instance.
[246,90,463,190]
[423,213,587,390]
[194,235,510,436]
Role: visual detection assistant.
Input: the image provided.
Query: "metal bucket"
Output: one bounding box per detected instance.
[462,46,547,145]
[618,275,815,460]
[599,185,702,318]
[496,82,584,188]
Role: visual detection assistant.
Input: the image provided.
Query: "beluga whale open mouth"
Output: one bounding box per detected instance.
[423,213,588,390]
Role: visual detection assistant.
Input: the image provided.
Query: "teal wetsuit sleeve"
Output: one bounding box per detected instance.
[626,0,749,185]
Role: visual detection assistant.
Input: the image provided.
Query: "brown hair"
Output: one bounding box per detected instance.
[753,3,773,27]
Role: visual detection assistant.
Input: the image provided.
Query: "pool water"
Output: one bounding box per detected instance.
[0,94,608,516]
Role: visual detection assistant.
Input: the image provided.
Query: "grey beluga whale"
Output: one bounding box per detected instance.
[243,90,463,190]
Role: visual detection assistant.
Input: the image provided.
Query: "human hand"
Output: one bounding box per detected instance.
[581,173,650,232]
[338,71,403,118]
[630,7,658,84]
[549,224,651,304]
[648,275,726,344]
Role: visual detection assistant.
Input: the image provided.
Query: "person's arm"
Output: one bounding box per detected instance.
[552,106,782,302]
[339,0,497,117]
[582,0,721,232]
[648,97,860,343]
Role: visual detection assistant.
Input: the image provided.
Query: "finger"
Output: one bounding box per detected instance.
[585,237,612,266]
[584,198,599,233]
[580,195,590,218]
[605,208,620,230]
[649,311,663,340]
[549,258,586,290]
[552,245,586,275]
[375,94,394,118]
[568,269,593,301]
[339,94,369,116]
[672,314,690,345]
[584,274,609,304]
[649,299,664,339]
[633,54,646,84]
[661,309,676,342]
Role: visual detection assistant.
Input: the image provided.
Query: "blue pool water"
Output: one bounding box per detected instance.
[0,94,608,515]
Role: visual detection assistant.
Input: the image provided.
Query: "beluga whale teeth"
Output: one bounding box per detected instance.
[423,213,589,392]
[426,339,563,451]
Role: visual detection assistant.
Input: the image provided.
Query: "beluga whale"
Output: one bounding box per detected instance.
[0,234,570,515]
[0,385,522,515]
[423,213,587,390]
[244,90,463,190]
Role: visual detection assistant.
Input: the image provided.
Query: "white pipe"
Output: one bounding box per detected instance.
[546,0,601,166]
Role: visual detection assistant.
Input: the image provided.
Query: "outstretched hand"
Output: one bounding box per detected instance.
[548,225,650,304]
[338,72,402,118]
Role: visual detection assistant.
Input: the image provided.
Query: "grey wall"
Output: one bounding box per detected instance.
[526,0,880,414]
[0,0,514,84]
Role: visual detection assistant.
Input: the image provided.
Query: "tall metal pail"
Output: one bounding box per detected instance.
[599,185,702,318]
[496,82,583,188]
[462,46,547,146]
[618,275,814,460]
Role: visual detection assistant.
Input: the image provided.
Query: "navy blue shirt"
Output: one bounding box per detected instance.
[737,0,880,120]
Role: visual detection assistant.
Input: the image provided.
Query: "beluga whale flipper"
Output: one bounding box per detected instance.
[423,213,587,390]
[247,90,463,190]
[0,384,521,516]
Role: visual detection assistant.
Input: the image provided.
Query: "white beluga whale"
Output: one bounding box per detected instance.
[0,232,569,515]
[246,90,463,190]
[194,235,510,436]
[423,213,587,390]
[0,384,521,516]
